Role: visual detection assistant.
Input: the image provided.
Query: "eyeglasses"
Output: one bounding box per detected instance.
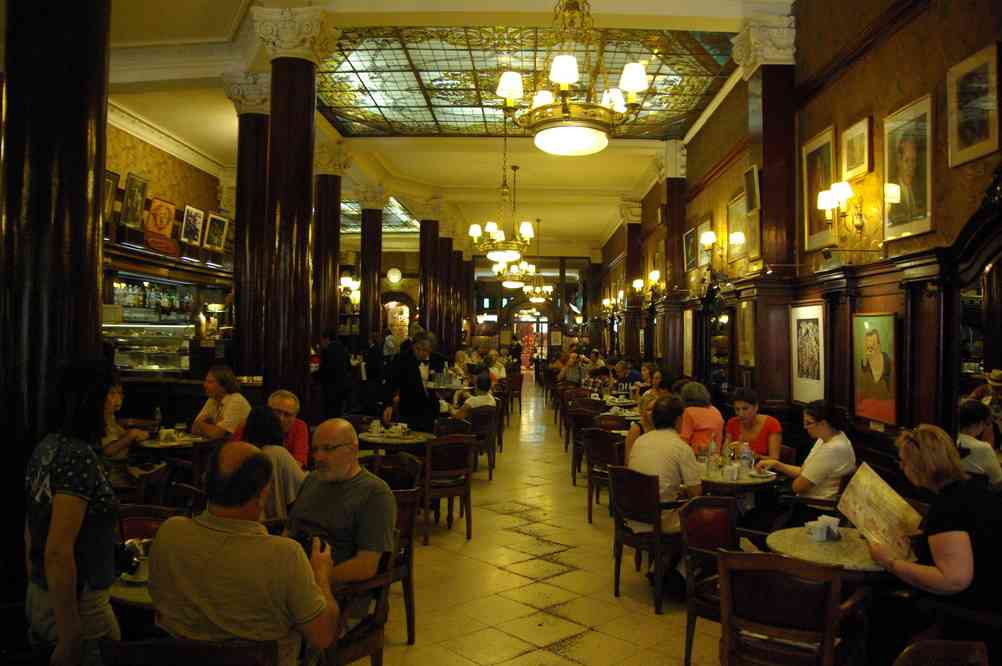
[271,407,296,419]
[313,442,353,455]
[803,420,818,428]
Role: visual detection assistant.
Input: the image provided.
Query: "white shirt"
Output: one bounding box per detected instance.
[491,363,507,380]
[957,433,1002,484]
[628,428,703,501]
[195,393,252,435]
[463,393,497,410]
[799,432,856,500]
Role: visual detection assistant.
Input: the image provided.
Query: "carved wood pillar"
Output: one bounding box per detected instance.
[358,189,387,347]
[418,220,439,334]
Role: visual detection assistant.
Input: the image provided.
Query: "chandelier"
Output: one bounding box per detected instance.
[494,0,648,156]
[468,124,533,262]
[521,218,553,302]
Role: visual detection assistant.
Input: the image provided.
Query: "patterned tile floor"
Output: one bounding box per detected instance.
[380,378,721,665]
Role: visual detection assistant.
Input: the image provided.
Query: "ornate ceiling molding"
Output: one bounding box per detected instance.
[731,15,795,81]
[222,71,271,115]
[619,199,643,226]
[314,138,352,176]
[661,140,687,180]
[107,101,227,177]
[251,7,339,65]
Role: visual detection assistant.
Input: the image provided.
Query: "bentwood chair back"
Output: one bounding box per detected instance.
[893,640,988,666]
[567,408,598,484]
[469,405,498,480]
[434,417,472,436]
[101,638,278,665]
[508,372,524,413]
[329,552,395,666]
[593,414,630,431]
[581,428,624,523]
[360,452,423,490]
[390,488,421,645]
[164,481,206,517]
[118,504,185,542]
[420,435,476,545]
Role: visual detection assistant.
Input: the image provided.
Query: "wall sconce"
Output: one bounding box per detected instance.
[818,181,866,238]
[632,278,644,291]
[476,313,487,325]
[699,229,717,247]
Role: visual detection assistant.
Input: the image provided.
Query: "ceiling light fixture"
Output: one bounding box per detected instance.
[468,126,532,262]
[495,0,648,156]
[522,218,554,303]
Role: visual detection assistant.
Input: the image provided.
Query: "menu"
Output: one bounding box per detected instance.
[837,463,922,560]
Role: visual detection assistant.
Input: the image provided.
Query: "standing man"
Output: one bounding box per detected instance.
[318,328,351,419]
[383,331,440,433]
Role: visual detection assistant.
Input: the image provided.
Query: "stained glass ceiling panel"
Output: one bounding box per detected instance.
[318,26,735,139]
[340,197,420,233]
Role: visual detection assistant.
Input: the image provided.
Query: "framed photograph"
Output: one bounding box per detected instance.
[697,218,712,267]
[948,42,999,168]
[103,171,120,225]
[145,197,176,237]
[841,116,872,181]
[790,304,825,403]
[738,300,755,367]
[120,172,149,229]
[853,313,897,425]
[743,165,760,212]
[180,206,205,245]
[884,95,932,241]
[727,192,747,263]
[202,213,229,251]
[683,226,698,272]
[683,308,694,377]
[801,127,836,251]
[746,210,761,261]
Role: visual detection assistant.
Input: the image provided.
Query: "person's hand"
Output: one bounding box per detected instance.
[128,428,150,443]
[755,459,777,473]
[50,635,82,666]
[382,406,393,425]
[309,537,334,584]
[866,539,895,569]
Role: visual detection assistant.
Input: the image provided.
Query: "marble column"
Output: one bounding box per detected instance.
[253,6,337,401]
[224,72,270,375]
[1,0,110,603]
[313,138,350,342]
[358,187,387,346]
[437,237,453,346]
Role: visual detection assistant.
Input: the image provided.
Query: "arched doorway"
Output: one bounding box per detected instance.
[504,296,558,368]
[381,291,416,340]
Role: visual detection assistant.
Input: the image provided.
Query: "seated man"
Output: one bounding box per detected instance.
[192,365,252,439]
[234,389,310,469]
[287,419,396,641]
[452,372,497,421]
[149,441,339,666]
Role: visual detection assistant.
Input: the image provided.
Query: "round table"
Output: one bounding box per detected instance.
[357,430,436,451]
[600,410,640,421]
[604,398,637,408]
[767,527,888,573]
[701,467,779,497]
[137,434,207,450]
[110,578,154,610]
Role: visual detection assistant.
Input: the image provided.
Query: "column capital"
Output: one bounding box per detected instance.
[314,137,351,176]
[619,199,642,226]
[658,140,687,180]
[408,195,445,221]
[251,7,339,65]
[731,16,795,80]
[357,186,388,211]
[223,71,271,115]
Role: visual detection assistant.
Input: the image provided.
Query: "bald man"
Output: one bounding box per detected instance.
[287,419,396,585]
[149,441,339,666]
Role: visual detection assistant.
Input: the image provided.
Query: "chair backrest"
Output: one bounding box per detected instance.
[717,550,842,662]
[468,405,497,442]
[893,640,989,666]
[679,496,739,554]
[779,444,797,465]
[190,441,219,490]
[118,504,185,542]
[392,488,420,562]
[344,413,374,434]
[164,481,206,517]
[582,428,624,468]
[508,373,524,392]
[607,465,661,526]
[132,463,171,505]
[574,397,606,413]
[360,452,423,490]
[434,417,472,436]
[424,435,476,479]
[100,638,278,666]
[564,387,592,402]
[332,552,395,659]
[593,414,629,431]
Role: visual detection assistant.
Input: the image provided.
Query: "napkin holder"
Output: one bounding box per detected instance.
[806,516,841,542]
[722,463,740,482]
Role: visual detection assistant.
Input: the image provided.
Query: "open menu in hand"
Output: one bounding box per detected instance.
[837,462,922,560]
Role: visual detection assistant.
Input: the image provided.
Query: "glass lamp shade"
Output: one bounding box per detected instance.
[699,229,717,246]
[386,267,402,284]
[339,276,354,288]
[816,190,837,212]
[543,285,553,293]
[729,231,746,246]
[492,262,505,274]
[648,269,661,283]
[602,298,611,307]
[484,221,498,234]
[502,279,525,289]
[487,248,522,263]
[534,125,609,156]
[496,71,524,101]
[632,278,644,290]
[530,296,546,304]
[519,221,534,239]
[831,181,853,205]
[604,88,626,113]
[531,90,555,108]
[549,55,579,85]
[884,183,901,204]
[468,223,482,239]
[619,62,648,93]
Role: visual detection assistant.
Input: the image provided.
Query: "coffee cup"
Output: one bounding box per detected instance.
[158,428,176,442]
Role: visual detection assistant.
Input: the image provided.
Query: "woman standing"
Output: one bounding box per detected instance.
[724,387,782,461]
[25,360,122,665]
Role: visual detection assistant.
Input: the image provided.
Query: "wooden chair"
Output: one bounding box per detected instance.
[678,497,768,666]
[328,552,394,666]
[567,408,598,485]
[493,378,511,428]
[360,452,423,490]
[594,414,630,431]
[575,397,607,413]
[189,440,218,490]
[469,405,498,480]
[508,372,524,414]
[420,435,476,545]
[893,640,988,666]
[434,417,472,436]
[582,428,624,523]
[122,463,171,505]
[607,466,684,614]
[100,638,278,665]
[779,444,797,465]
[562,390,596,447]
[773,472,854,529]
[717,550,870,666]
[118,504,185,542]
[163,481,206,517]
[390,488,420,645]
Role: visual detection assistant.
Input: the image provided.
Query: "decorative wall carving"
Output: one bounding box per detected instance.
[731,16,796,80]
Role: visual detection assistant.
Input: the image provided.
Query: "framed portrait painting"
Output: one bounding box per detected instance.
[697,218,712,267]
[103,171,119,225]
[145,198,176,237]
[120,172,149,230]
[727,192,747,263]
[181,206,205,245]
[853,313,897,425]
[683,308,694,377]
[743,165,760,212]
[841,117,871,181]
[948,42,999,168]
[202,213,229,251]
[738,300,755,367]
[802,127,836,252]
[683,227,698,272]
[884,95,932,241]
[790,304,825,403]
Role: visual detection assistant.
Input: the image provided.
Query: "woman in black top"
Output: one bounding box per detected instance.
[868,424,1002,611]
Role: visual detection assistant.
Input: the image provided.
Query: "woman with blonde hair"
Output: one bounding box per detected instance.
[868,424,1002,614]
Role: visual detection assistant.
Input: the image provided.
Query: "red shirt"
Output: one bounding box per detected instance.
[232,418,310,469]
[725,415,782,457]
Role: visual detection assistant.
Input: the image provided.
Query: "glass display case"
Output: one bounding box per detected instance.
[102,323,195,373]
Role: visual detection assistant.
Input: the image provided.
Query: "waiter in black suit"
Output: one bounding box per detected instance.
[318,328,351,418]
[383,331,439,433]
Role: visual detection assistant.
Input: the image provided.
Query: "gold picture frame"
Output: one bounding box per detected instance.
[884,95,932,241]
[801,127,836,252]
[948,42,999,168]
[841,116,871,181]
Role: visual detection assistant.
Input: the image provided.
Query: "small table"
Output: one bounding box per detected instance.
[767,527,887,573]
[600,410,640,421]
[110,578,154,610]
[137,434,207,450]
[358,430,436,451]
[605,398,637,408]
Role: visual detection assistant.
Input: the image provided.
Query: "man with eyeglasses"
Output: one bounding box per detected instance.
[233,389,309,469]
